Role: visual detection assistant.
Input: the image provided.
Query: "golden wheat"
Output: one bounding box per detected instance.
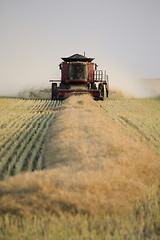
[0,95,159,217]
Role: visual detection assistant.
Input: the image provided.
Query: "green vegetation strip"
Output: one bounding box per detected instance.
[0,99,62,179]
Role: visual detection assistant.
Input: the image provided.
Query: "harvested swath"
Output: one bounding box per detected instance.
[0,94,159,216]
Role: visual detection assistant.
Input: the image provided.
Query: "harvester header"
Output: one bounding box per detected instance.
[50,53,109,100]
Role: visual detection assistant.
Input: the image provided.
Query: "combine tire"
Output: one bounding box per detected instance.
[51,83,58,100]
[106,90,109,98]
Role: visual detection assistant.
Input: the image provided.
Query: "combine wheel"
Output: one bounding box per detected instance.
[103,87,109,99]
[51,83,58,100]
[103,86,107,99]
[106,90,109,98]
[98,83,104,99]
[101,84,109,99]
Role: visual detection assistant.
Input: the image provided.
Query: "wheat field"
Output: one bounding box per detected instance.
[0,98,64,180]
[98,98,160,156]
[0,95,160,239]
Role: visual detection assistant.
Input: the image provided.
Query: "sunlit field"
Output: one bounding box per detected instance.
[0,98,63,179]
[98,98,160,156]
[0,96,160,240]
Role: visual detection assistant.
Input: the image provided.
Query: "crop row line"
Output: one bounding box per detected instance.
[0,100,61,153]
[0,114,44,160]
[0,114,48,178]
[28,114,54,171]
[0,113,38,150]
[0,99,64,179]
[12,114,54,177]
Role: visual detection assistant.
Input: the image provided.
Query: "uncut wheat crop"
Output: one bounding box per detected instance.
[98,98,160,156]
[0,98,63,180]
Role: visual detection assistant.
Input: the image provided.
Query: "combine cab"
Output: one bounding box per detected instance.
[50,53,109,100]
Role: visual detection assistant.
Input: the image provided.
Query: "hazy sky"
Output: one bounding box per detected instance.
[0,0,160,96]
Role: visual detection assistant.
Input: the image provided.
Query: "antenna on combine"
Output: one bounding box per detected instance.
[84,51,85,56]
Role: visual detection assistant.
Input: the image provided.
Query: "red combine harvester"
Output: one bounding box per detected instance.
[49,53,109,100]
